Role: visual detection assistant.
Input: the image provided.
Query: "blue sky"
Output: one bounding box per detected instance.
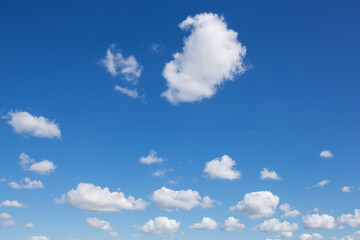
[0,1,359,240]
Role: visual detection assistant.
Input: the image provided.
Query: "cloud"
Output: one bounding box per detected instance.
[100,44,143,82]
[203,155,241,180]
[151,43,160,53]
[29,237,49,240]
[86,217,113,231]
[0,200,26,208]
[25,223,35,228]
[161,12,247,104]
[5,111,61,138]
[230,191,279,219]
[320,150,333,158]
[253,218,298,232]
[108,232,118,238]
[200,196,218,209]
[221,217,245,232]
[302,214,336,229]
[139,216,180,237]
[314,180,330,188]
[114,85,143,99]
[278,232,293,238]
[334,231,360,240]
[139,150,164,165]
[279,204,301,218]
[260,168,281,180]
[299,233,323,240]
[189,217,218,230]
[55,183,148,213]
[0,212,15,226]
[152,169,173,177]
[8,178,44,189]
[337,209,360,227]
[342,186,351,193]
[19,153,56,175]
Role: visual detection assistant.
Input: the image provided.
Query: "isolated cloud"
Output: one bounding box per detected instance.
[230,191,279,219]
[314,180,330,188]
[19,153,56,175]
[337,209,360,227]
[280,204,301,218]
[189,217,218,230]
[0,212,15,226]
[25,223,35,228]
[302,214,336,229]
[8,178,44,189]
[203,155,241,180]
[221,217,245,232]
[299,233,323,240]
[253,218,298,232]
[200,196,217,209]
[86,217,113,231]
[0,200,26,208]
[140,217,180,237]
[114,85,143,99]
[139,150,164,165]
[152,169,173,177]
[5,111,61,138]
[320,150,333,158]
[342,186,351,193]
[56,183,148,213]
[162,12,247,104]
[29,237,49,240]
[260,168,281,180]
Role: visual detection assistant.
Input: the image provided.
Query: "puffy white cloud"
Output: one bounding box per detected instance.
[335,231,360,240]
[302,214,336,229]
[0,200,26,208]
[278,231,293,238]
[56,183,148,213]
[342,186,351,193]
[337,209,360,227]
[100,44,143,82]
[8,178,44,189]
[203,155,241,180]
[29,237,49,240]
[108,232,118,238]
[139,150,164,165]
[86,217,112,231]
[25,223,35,228]
[161,12,247,104]
[221,217,245,232]
[260,168,281,180]
[189,217,218,230]
[139,216,180,237]
[114,85,143,99]
[253,218,298,232]
[320,150,333,158]
[299,233,323,240]
[314,180,330,188]
[230,191,279,219]
[5,111,61,138]
[19,153,56,175]
[200,196,218,209]
[0,212,15,226]
[279,204,301,218]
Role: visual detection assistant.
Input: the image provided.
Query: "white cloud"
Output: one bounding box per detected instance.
[152,169,173,177]
[114,85,143,99]
[25,223,35,228]
[335,231,360,240]
[8,178,44,189]
[139,150,164,165]
[29,236,49,240]
[230,191,279,219]
[189,217,218,230]
[302,214,336,229]
[203,155,241,180]
[100,44,143,82]
[260,168,281,180]
[279,204,301,218]
[320,150,333,158]
[0,212,15,226]
[314,180,330,188]
[278,232,293,238]
[0,200,26,208]
[56,183,148,213]
[86,217,112,231]
[221,217,245,232]
[342,186,351,193]
[253,218,298,232]
[5,111,61,138]
[19,153,56,175]
[337,209,360,227]
[139,216,180,237]
[200,196,218,209]
[161,12,247,104]
[299,233,323,240]
[108,232,118,238]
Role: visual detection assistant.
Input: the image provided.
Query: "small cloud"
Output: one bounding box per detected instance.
[139,150,165,165]
[24,223,35,228]
[114,85,144,100]
[152,169,173,177]
[320,150,333,158]
[189,217,218,230]
[203,155,241,180]
[313,180,330,188]
[341,186,352,192]
[151,43,160,53]
[260,168,281,181]
[0,212,15,226]
[0,200,27,208]
[8,178,44,189]
[19,153,56,175]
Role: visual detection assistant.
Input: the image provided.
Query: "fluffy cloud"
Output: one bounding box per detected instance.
[337,209,360,227]
[320,150,333,158]
[86,217,113,231]
[314,180,330,188]
[8,178,44,189]
[5,111,61,138]
[260,168,281,180]
[200,196,218,209]
[100,44,143,82]
[0,212,15,226]
[161,12,247,104]
[203,155,241,180]
[334,231,360,240]
[139,150,164,165]
[0,200,26,208]
[230,191,279,219]
[279,204,301,218]
[299,233,323,240]
[139,217,180,237]
[189,217,218,230]
[278,232,293,238]
[25,223,35,228]
[302,214,336,229]
[221,217,245,232]
[342,186,351,193]
[29,237,49,240]
[253,218,298,232]
[19,153,56,175]
[56,183,148,213]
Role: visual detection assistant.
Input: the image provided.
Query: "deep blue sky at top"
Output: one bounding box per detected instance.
[0,1,359,240]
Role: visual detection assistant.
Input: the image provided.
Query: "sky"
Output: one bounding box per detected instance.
[0,1,359,240]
